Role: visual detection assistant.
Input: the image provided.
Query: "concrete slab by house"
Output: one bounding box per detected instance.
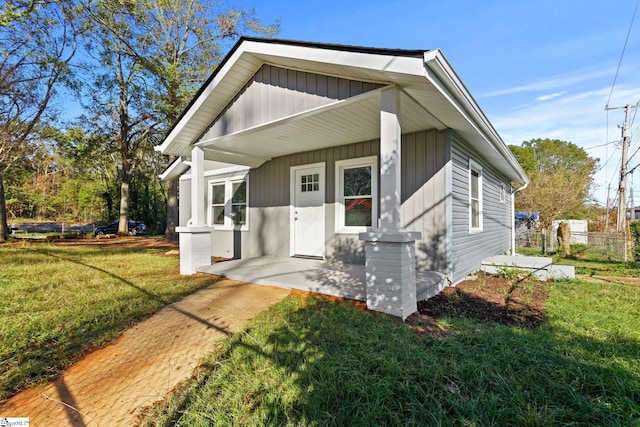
[481,255,575,280]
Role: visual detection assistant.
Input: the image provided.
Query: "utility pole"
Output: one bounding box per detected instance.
[619,104,631,233]
[605,184,611,230]
[605,103,636,232]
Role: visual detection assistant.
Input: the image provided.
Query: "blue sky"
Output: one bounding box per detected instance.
[239,0,640,207]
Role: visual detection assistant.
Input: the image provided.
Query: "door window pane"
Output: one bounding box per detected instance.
[301,173,320,192]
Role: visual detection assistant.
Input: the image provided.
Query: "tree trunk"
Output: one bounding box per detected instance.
[118,162,131,236]
[165,178,179,241]
[556,221,571,257]
[0,173,8,242]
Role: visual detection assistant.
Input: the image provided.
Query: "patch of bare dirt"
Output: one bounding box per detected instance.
[576,274,640,286]
[18,235,179,250]
[411,272,548,334]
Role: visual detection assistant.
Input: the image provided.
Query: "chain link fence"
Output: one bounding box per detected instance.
[516,229,630,261]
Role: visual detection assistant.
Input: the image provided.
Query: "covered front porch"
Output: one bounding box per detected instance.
[197,256,446,303]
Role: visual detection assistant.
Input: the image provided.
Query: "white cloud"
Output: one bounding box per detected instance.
[486,85,640,205]
[535,92,565,102]
[481,67,616,98]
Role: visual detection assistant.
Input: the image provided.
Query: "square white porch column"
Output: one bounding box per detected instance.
[177,146,212,274]
[380,86,403,230]
[360,87,421,319]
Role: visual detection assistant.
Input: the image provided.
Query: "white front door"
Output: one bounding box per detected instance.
[292,164,325,257]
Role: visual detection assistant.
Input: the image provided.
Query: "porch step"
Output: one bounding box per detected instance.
[417,270,447,301]
[481,255,574,280]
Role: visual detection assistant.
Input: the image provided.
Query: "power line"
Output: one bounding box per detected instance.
[585,139,620,150]
[600,147,620,174]
[605,0,639,107]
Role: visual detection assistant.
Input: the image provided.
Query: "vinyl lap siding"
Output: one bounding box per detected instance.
[451,135,513,284]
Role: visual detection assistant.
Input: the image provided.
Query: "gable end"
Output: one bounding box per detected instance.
[198,64,385,142]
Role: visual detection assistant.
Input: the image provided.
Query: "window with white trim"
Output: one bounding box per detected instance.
[208,176,248,229]
[335,156,378,232]
[469,160,483,231]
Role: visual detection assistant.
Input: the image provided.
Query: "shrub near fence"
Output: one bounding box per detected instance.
[516,229,630,261]
[631,221,640,262]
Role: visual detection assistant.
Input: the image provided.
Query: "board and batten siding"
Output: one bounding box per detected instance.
[210,139,381,261]
[199,64,384,142]
[201,129,452,264]
[450,133,513,284]
[401,129,449,273]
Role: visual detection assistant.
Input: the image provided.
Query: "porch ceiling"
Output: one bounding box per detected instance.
[194,86,444,167]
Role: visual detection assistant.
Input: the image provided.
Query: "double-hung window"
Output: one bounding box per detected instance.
[335,156,377,232]
[208,176,248,229]
[469,160,483,232]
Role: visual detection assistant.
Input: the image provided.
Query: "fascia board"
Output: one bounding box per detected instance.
[244,40,427,78]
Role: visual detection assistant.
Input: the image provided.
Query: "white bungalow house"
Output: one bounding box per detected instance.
[156,37,529,319]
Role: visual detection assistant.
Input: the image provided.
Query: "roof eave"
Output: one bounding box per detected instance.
[423,50,529,186]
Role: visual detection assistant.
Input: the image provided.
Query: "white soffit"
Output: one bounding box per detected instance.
[193,86,444,168]
[159,157,190,181]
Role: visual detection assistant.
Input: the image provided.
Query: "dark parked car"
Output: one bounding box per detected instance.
[94,220,146,236]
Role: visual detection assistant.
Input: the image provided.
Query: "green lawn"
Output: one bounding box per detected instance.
[0,241,218,402]
[518,246,640,277]
[142,279,640,426]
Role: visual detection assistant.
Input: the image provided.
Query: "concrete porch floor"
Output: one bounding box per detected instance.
[197,256,446,302]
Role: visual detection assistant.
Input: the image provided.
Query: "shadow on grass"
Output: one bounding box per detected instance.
[0,248,219,406]
[33,248,227,332]
[147,294,640,426]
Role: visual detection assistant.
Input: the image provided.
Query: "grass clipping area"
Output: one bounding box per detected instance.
[142,281,640,426]
[0,242,217,402]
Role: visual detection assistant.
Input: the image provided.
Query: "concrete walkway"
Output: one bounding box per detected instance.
[0,279,290,426]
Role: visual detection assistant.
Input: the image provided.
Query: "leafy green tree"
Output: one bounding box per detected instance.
[79,0,278,237]
[510,138,599,229]
[140,0,279,240]
[79,0,161,235]
[0,0,78,241]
